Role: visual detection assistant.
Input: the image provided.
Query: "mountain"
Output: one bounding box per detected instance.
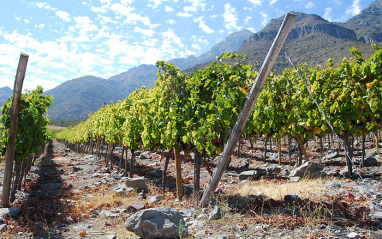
[45,76,125,119]
[108,64,158,99]
[0,86,12,107]
[342,0,382,43]
[169,29,253,69]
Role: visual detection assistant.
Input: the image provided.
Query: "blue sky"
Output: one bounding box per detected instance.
[0,0,376,91]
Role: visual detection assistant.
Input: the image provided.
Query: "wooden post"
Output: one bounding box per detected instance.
[199,13,296,207]
[2,53,28,207]
[194,148,201,204]
[174,148,183,200]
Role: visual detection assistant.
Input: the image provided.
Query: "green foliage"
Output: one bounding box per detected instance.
[57,47,382,158]
[0,86,52,161]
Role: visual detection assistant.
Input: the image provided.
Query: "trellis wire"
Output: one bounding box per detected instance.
[285,51,382,212]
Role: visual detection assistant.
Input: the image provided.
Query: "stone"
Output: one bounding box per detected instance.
[239,170,260,181]
[66,216,75,224]
[209,206,221,220]
[127,202,146,213]
[114,184,135,196]
[139,151,151,159]
[237,159,249,170]
[107,234,117,239]
[180,209,193,218]
[125,207,187,239]
[0,206,20,219]
[289,161,324,178]
[366,150,378,159]
[85,155,95,160]
[364,157,378,167]
[148,195,162,204]
[280,169,290,176]
[325,149,339,159]
[125,177,148,192]
[266,166,282,174]
[289,176,301,182]
[0,224,7,232]
[284,194,301,202]
[347,232,360,239]
[147,169,163,177]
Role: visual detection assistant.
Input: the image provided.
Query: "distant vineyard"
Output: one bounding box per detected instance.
[57,45,382,178]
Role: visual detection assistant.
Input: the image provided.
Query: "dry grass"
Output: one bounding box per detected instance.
[231,177,338,201]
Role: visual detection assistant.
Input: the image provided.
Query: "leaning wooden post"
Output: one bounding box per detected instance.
[199,13,296,207]
[2,53,28,207]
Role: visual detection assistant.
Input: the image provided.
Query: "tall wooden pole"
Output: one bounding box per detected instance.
[2,53,28,207]
[199,13,296,207]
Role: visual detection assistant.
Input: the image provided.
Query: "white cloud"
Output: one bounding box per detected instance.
[260,12,269,26]
[248,0,262,7]
[323,7,333,21]
[269,0,278,5]
[244,16,252,24]
[35,24,45,29]
[305,2,314,9]
[56,11,71,22]
[194,17,214,34]
[167,19,176,24]
[34,2,57,11]
[160,28,185,59]
[141,47,161,64]
[147,0,177,8]
[192,43,201,50]
[165,6,174,12]
[24,19,30,23]
[224,3,240,31]
[177,12,192,17]
[134,27,156,37]
[184,0,206,12]
[346,0,361,16]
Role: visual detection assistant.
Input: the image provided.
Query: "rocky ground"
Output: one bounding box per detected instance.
[0,138,382,238]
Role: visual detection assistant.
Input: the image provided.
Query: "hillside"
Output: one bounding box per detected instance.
[45,76,125,119]
[0,86,12,107]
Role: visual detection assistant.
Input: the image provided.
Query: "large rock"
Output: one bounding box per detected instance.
[325,149,339,159]
[125,207,187,239]
[239,170,261,181]
[364,157,379,167]
[0,207,20,219]
[289,161,324,178]
[125,177,148,192]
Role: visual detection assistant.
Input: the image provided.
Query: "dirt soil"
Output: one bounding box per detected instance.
[1,137,382,238]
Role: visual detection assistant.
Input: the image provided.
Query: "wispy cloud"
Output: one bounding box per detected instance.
[305,2,314,9]
[224,3,240,31]
[345,0,361,16]
[184,0,206,12]
[56,11,71,22]
[177,12,192,17]
[248,0,263,7]
[269,0,278,5]
[194,17,214,33]
[323,7,332,21]
[260,12,269,26]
